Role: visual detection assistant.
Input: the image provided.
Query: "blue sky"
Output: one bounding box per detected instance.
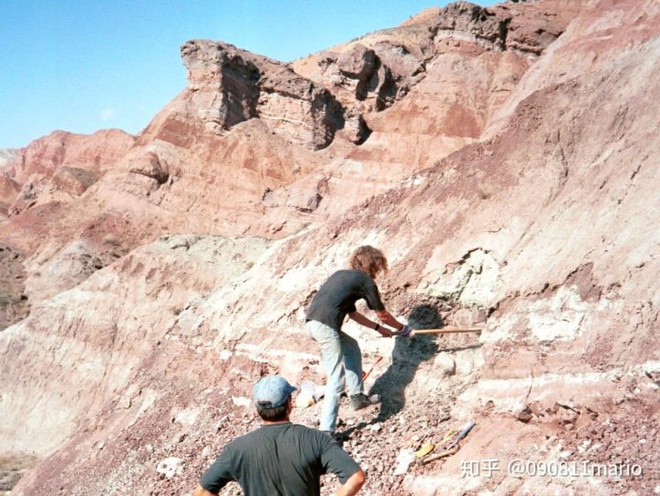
[1,1,498,149]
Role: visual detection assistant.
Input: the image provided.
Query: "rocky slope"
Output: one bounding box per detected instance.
[1,1,658,495]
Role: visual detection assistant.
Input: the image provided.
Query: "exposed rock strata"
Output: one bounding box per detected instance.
[1,1,658,495]
[180,40,346,150]
[3,129,135,217]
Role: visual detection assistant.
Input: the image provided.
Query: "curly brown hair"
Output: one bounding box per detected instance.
[350,245,388,279]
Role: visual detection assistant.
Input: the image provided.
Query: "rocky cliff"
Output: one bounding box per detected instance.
[1,1,658,495]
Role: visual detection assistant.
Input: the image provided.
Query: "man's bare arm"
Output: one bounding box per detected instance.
[348,311,378,329]
[335,468,366,496]
[375,309,404,331]
[348,311,391,336]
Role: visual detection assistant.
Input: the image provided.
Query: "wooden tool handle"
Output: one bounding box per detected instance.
[421,445,459,464]
[412,326,484,335]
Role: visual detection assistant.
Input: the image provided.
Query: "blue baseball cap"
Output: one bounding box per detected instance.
[253,375,297,408]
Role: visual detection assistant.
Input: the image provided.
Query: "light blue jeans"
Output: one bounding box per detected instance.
[306,320,364,432]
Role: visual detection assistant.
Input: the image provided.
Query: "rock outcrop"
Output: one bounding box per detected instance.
[180,40,346,150]
[3,129,135,217]
[1,1,658,495]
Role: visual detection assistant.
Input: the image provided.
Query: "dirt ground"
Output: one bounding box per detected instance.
[0,454,37,495]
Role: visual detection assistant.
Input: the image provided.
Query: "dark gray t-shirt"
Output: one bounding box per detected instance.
[199,422,360,495]
[306,270,385,331]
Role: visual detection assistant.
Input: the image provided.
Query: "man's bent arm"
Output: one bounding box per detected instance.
[335,468,365,496]
[348,311,379,329]
[375,310,404,331]
[192,483,216,496]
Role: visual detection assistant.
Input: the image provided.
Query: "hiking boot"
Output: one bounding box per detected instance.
[349,393,380,411]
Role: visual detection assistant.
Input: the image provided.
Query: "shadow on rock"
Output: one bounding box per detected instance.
[369,335,439,422]
[407,303,444,330]
[369,304,443,422]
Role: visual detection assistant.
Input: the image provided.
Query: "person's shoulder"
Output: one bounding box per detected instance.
[350,269,375,284]
[339,269,370,280]
[324,270,359,284]
[228,426,267,446]
[290,423,319,433]
[290,424,328,440]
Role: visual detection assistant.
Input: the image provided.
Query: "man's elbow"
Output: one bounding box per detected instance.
[375,310,390,320]
[376,310,395,325]
[354,468,366,486]
[342,468,366,494]
[192,483,216,496]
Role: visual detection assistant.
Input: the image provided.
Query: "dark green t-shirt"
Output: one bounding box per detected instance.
[306,270,385,331]
[199,422,360,495]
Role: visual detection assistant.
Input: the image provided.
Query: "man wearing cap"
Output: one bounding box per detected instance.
[192,375,366,496]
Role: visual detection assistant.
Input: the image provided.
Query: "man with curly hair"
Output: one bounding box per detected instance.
[306,246,407,436]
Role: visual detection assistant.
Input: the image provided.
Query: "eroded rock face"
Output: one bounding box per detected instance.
[291,0,581,175]
[0,245,29,330]
[4,129,134,185]
[181,40,345,150]
[2,1,659,495]
[2,129,135,218]
[0,176,20,219]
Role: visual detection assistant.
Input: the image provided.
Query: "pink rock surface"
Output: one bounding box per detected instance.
[1,1,658,495]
